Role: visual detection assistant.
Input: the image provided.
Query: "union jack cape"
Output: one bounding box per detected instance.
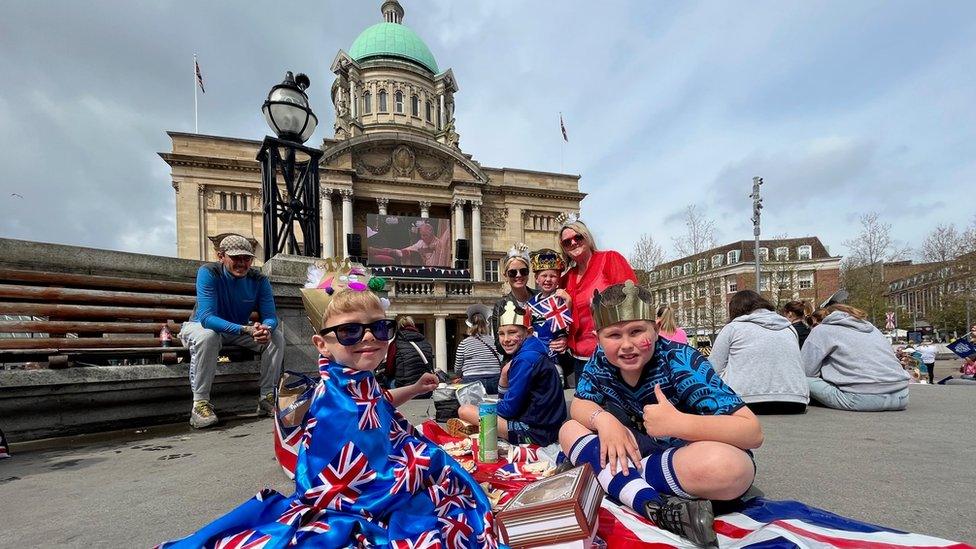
[159,358,497,548]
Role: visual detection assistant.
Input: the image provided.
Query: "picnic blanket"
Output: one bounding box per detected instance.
[424,421,974,549]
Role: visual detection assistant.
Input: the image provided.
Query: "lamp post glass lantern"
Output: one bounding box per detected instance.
[262,71,318,143]
[258,71,322,261]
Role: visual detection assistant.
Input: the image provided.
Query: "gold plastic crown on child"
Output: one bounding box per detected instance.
[530,248,566,273]
[591,280,655,330]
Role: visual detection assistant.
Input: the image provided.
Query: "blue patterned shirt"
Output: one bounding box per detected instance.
[575,338,744,445]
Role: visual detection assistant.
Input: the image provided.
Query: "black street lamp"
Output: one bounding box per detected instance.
[258,71,323,261]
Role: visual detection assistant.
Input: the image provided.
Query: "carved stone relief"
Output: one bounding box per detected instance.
[392,145,415,177]
[481,206,507,230]
[352,145,451,182]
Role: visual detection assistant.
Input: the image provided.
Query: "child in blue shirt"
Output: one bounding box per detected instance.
[559,281,763,547]
[458,301,567,446]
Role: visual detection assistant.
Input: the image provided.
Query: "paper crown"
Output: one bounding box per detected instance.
[591,280,655,331]
[530,248,566,273]
[498,300,531,328]
[300,258,388,329]
[506,242,531,265]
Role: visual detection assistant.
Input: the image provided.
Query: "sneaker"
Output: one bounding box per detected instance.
[644,496,716,547]
[190,400,218,429]
[256,392,275,417]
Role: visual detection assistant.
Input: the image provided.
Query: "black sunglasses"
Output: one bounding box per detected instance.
[561,234,585,248]
[319,319,397,346]
[506,267,529,278]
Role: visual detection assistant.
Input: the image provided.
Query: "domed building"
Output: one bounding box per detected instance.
[160,0,584,367]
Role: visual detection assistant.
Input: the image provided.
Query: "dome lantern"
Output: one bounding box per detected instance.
[381,0,404,24]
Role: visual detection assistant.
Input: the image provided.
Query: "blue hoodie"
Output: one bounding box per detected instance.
[497,335,567,446]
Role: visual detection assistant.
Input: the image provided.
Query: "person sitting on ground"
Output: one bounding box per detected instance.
[559,281,763,547]
[780,300,813,348]
[655,305,688,344]
[380,316,435,396]
[802,304,911,412]
[709,290,809,415]
[918,337,938,385]
[179,234,285,429]
[160,260,497,547]
[458,301,567,446]
[961,356,976,379]
[896,346,923,383]
[454,304,503,393]
[492,243,539,357]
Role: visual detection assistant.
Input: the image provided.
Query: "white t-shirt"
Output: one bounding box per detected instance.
[918,344,937,364]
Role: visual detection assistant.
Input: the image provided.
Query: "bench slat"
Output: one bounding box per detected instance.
[0,338,186,350]
[0,284,197,307]
[0,268,196,293]
[0,320,182,334]
[0,302,193,320]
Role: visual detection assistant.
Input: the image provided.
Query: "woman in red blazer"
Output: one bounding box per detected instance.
[558,219,638,387]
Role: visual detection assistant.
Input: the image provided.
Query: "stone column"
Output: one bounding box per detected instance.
[453,198,466,241]
[376,197,389,216]
[419,201,431,219]
[321,188,335,257]
[349,79,357,119]
[340,189,354,258]
[471,200,483,281]
[438,95,445,131]
[198,186,208,260]
[434,313,448,373]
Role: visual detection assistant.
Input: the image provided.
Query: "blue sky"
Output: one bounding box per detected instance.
[1,0,974,260]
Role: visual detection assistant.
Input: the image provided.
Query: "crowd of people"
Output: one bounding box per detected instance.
[161,227,975,548]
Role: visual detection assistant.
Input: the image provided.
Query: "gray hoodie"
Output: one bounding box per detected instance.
[801,311,909,394]
[709,309,809,404]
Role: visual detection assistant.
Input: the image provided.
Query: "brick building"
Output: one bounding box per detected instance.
[644,237,842,339]
[884,252,976,332]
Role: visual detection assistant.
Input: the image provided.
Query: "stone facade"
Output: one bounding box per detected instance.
[160,1,585,369]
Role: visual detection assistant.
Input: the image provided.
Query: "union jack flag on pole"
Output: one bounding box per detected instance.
[559,112,568,142]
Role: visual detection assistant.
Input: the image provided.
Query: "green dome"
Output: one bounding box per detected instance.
[349,22,439,74]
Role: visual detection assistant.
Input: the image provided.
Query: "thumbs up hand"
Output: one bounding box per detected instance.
[642,385,686,438]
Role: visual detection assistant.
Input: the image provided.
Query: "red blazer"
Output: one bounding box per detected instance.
[560,250,638,358]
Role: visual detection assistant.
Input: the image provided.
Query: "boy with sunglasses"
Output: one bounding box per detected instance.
[558,281,762,547]
[458,301,567,446]
[160,260,498,548]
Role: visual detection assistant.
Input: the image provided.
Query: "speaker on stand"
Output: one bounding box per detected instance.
[454,238,470,270]
[346,233,363,263]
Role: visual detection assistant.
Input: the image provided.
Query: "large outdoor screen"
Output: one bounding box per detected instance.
[366,214,452,267]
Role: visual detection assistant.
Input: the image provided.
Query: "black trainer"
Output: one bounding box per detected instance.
[644,496,717,547]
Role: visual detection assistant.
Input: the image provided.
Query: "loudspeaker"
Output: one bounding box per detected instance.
[455,239,470,262]
[346,233,362,259]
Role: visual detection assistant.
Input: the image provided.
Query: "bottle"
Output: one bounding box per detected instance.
[160,324,173,348]
[478,400,498,463]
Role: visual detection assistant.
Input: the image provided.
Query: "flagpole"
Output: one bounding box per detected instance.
[559,112,565,173]
[193,53,199,134]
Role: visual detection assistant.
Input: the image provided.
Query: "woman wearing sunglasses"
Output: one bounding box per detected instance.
[491,243,539,357]
[558,219,638,388]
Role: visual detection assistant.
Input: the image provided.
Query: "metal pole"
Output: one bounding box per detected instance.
[751,177,763,292]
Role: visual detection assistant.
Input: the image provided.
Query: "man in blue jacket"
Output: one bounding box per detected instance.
[458,300,567,445]
[179,235,284,428]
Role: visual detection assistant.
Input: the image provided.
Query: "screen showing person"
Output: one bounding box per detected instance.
[366,214,452,267]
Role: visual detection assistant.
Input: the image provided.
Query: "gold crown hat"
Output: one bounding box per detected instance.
[530,248,566,273]
[591,280,655,330]
[497,300,532,328]
[300,258,388,329]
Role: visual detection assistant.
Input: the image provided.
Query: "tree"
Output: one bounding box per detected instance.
[671,205,719,340]
[919,223,976,337]
[629,233,665,286]
[920,223,964,264]
[841,212,911,326]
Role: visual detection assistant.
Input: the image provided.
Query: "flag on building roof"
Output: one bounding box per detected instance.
[559,113,568,142]
[195,58,206,94]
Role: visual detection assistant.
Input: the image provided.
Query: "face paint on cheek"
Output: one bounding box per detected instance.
[638,338,653,351]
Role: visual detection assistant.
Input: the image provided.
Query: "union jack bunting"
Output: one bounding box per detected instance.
[529,295,571,331]
[303,441,376,510]
[390,441,432,494]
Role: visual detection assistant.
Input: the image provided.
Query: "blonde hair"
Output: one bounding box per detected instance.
[558,220,598,267]
[504,255,529,272]
[322,289,385,327]
[656,306,678,334]
[809,303,867,326]
[397,316,416,330]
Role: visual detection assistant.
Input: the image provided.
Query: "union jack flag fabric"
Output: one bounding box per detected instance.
[598,497,973,548]
[0,428,9,459]
[527,292,571,357]
[158,356,496,548]
[272,371,318,479]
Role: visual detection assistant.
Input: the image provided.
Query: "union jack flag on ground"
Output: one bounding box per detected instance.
[213,529,270,549]
[390,441,431,494]
[303,441,376,510]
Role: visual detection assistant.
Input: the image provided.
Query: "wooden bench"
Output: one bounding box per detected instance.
[0,268,256,368]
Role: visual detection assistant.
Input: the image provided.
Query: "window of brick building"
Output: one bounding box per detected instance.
[728,278,738,293]
[711,254,724,267]
[797,245,812,260]
[798,271,814,289]
[696,258,707,272]
[683,262,692,275]
[758,247,769,261]
[697,284,707,298]
[727,250,741,264]
[775,247,789,261]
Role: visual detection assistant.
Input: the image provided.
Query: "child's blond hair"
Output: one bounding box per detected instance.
[322,289,385,327]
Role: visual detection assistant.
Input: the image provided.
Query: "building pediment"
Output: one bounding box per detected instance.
[321,132,488,185]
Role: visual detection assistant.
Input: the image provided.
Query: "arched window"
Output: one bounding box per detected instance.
[394,91,404,113]
[425,100,432,122]
[378,90,388,112]
[362,91,372,114]
[411,94,420,117]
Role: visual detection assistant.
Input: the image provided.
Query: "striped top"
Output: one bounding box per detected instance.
[454,334,502,378]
